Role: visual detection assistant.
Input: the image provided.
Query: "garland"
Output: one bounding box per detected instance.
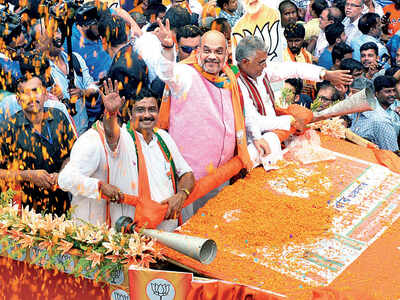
[0,190,163,281]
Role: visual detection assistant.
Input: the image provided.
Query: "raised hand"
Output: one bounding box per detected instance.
[154,18,174,48]
[99,78,125,114]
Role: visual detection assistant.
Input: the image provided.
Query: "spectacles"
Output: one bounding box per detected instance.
[180,45,198,54]
[345,3,362,7]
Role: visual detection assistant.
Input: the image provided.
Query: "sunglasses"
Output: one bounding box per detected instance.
[180,45,198,54]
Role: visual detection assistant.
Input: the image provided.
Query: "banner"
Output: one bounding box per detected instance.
[231,0,284,92]
[128,267,192,300]
[163,137,400,298]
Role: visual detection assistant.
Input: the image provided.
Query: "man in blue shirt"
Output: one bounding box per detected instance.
[0,12,27,86]
[318,22,347,69]
[350,12,389,62]
[349,75,399,151]
[217,0,242,28]
[67,3,112,82]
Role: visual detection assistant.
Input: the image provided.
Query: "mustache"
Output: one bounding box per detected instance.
[139,117,155,122]
[204,59,220,64]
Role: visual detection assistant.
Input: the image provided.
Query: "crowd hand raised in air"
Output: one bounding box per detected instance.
[154,19,174,48]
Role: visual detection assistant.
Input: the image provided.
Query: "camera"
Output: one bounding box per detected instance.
[75,2,100,27]
[377,53,389,70]
[0,8,23,46]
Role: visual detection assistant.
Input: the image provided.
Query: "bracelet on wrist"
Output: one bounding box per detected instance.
[179,188,190,199]
[104,110,118,119]
[98,181,104,194]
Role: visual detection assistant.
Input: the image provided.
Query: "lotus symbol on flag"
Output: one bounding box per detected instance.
[233,20,280,62]
[147,278,175,300]
[151,282,170,300]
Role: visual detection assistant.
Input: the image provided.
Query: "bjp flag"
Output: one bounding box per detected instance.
[128,266,192,300]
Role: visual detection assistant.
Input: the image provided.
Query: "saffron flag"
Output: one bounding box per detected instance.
[128,267,192,300]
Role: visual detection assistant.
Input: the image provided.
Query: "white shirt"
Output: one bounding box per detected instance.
[315,30,329,58]
[58,126,192,231]
[239,61,323,143]
[342,16,362,45]
[362,1,384,17]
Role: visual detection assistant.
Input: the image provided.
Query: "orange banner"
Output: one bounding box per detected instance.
[128,267,192,300]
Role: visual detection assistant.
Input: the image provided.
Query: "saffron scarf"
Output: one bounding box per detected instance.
[286,47,316,98]
[158,55,253,171]
[93,121,172,229]
[286,47,312,64]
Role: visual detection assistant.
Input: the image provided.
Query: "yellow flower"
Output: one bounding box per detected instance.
[57,239,74,255]
[73,226,88,242]
[86,230,104,244]
[86,251,103,269]
[102,241,121,256]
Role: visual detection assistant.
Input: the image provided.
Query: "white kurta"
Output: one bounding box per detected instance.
[239,61,323,165]
[58,126,192,231]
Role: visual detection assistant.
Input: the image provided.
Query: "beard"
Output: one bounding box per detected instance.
[85,28,100,41]
[289,47,300,55]
[49,46,62,57]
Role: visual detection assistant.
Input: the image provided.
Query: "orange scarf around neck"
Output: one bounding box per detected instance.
[287,47,312,64]
[158,54,253,171]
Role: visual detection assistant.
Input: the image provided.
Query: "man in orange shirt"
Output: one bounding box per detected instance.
[383,0,400,36]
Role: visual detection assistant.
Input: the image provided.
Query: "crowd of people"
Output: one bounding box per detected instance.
[0,0,399,230]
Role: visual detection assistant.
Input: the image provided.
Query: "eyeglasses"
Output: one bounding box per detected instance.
[345,2,362,8]
[180,45,198,54]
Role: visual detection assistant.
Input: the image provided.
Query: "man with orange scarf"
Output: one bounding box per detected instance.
[58,79,195,231]
[141,20,253,220]
[283,23,317,98]
[236,36,353,166]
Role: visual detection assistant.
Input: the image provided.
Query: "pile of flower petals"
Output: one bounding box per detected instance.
[180,164,336,253]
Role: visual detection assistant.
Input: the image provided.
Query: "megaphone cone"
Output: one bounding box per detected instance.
[115,216,217,264]
[313,86,375,122]
[143,229,217,265]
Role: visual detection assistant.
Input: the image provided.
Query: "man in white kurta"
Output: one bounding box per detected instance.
[235,36,353,165]
[58,88,193,231]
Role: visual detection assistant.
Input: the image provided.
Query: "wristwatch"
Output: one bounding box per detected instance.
[319,69,327,81]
